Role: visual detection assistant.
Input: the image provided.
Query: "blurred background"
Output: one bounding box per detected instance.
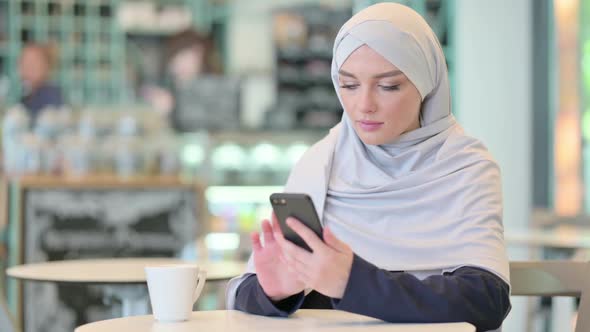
[0,0,586,331]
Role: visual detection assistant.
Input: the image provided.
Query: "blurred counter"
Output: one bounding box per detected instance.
[2,174,202,189]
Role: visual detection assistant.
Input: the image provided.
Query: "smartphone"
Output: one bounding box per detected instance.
[270,193,323,252]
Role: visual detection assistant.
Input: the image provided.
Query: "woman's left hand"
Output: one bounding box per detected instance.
[277,217,354,299]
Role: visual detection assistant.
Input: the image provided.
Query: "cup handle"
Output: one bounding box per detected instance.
[192,270,207,304]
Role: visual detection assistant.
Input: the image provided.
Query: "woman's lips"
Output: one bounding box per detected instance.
[357,120,384,132]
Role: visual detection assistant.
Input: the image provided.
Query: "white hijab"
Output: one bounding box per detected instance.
[227,3,509,308]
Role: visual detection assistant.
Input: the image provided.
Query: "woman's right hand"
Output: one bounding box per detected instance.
[251,213,305,302]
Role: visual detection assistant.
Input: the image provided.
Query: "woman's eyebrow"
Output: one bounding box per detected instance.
[373,70,403,78]
[338,69,403,79]
[338,69,357,78]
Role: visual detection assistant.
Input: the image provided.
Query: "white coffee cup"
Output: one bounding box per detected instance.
[145,264,207,322]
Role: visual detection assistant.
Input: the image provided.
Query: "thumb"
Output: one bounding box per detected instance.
[323,227,348,252]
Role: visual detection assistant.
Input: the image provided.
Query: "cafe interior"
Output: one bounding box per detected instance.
[0,0,589,331]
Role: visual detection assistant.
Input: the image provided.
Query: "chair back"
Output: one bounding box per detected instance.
[510,261,590,332]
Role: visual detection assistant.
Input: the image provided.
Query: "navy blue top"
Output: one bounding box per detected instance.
[21,84,64,126]
[234,254,511,332]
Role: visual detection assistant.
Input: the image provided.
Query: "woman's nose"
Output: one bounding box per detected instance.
[358,88,377,114]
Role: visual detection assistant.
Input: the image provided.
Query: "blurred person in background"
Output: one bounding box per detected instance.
[141,29,222,131]
[18,42,64,127]
[164,29,221,88]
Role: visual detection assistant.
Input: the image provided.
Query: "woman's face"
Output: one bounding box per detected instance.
[338,45,422,145]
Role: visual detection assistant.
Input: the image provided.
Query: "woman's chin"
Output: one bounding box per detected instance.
[358,134,389,146]
[356,129,402,146]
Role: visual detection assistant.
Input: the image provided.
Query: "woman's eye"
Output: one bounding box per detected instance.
[339,84,359,90]
[380,85,400,91]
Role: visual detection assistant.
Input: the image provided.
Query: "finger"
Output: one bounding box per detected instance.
[286,217,325,252]
[250,232,263,252]
[293,259,313,281]
[271,216,285,239]
[323,226,348,252]
[273,228,293,249]
[261,219,276,245]
[280,235,313,265]
[281,253,301,275]
[261,219,272,233]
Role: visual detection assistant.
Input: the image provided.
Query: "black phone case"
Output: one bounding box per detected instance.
[270,193,323,252]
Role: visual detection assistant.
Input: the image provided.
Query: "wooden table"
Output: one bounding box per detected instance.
[505,226,590,250]
[75,309,475,332]
[7,258,246,318]
[6,257,246,283]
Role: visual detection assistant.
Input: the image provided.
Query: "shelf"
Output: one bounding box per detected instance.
[19,16,36,27]
[278,75,333,86]
[271,5,344,130]
[124,27,188,36]
[296,103,342,112]
[205,186,284,204]
[277,48,333,62]
[8,174,202,190]
[1,0,130,105]
[205,129,325,144]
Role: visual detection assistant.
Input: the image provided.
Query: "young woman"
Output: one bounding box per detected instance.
[226,3,511,331]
